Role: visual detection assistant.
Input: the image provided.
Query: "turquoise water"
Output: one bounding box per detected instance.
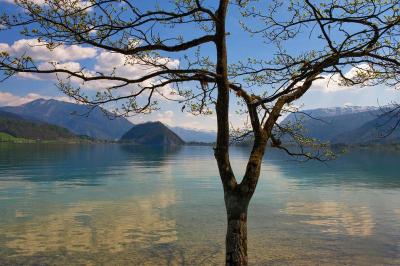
[0,144,399,265]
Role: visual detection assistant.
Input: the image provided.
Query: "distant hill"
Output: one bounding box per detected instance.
[281,106,400,144]
[284,106,378,124]
[283,110,378,141]
[1,99,133,140]
[120,121,185,146]
[333,112,400,144]
[0,110,77,141]
[170,126,216,143]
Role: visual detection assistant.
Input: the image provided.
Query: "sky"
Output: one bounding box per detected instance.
[0,0,399,131]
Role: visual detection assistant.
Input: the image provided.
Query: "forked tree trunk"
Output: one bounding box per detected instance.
[225,193,250,266]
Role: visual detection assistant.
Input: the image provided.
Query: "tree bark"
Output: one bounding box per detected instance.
[213,1,251,265]
[224,192,250,266]
[214,0,235,193]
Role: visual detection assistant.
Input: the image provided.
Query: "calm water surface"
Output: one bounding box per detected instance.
[0,144,399,265]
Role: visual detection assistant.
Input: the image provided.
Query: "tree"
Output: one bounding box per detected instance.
[0,0,399,265]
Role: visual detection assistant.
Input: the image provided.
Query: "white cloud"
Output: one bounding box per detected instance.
[127,109,219,131]
[93,51,180,90]
[0,43,9,50]
[0,39,97,62]
[10,49,182,101]
[1,39,183,112]
[0,0,91,8]
[0,91,72,106]
[0,0,17,4]
[179,113,218,131]
[42,61,82,72]
[77,51,182,101]
[94,51,179,78]
[17,61,84,81]
[312,64,371,93]
[179,120,215,131]
[156,110,174,125]
[0,37,183,102]
[311,75,347,92]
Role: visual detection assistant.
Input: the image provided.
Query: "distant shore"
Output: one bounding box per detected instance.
[2,137,400,153]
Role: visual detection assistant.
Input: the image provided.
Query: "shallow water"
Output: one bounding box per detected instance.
[0,144,399,265]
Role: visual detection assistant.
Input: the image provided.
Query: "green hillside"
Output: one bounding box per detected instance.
[120,121,185,146]
[0,110,78,142]
[2,99,133,140]
[0,132,33,143]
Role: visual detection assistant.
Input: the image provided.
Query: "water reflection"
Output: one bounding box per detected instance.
[231,147,399,189]
[0,145,399,265]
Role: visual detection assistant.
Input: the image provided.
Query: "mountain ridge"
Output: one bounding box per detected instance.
[2,99,399,145]
[281,106,399,144]
[169,126,216,143]
[1,99,133,140]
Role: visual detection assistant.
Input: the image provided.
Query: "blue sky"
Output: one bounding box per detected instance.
[0,0,399,130]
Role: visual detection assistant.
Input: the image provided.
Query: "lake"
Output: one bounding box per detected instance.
[0,144,399,265]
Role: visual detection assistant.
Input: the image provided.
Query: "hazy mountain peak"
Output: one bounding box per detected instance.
[23,98,60,106]
[26,98,47,104]
[304,105,378,117]
[1,98,133,140]
[281,105,399,144]
[169,126,216,143]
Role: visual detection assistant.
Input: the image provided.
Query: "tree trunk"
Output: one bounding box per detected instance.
[225,193,249,266]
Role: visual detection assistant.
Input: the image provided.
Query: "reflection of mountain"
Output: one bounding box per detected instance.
[0,144,180,186]
[261,149,400,189]
[0,145,124,185]
[120,144,182,168]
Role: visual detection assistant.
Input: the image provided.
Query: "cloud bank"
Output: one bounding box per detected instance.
[0,92,71,106]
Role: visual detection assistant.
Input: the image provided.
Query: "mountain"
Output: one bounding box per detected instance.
[283,110,379,141]
[333,113,400,144]
[0,110,77,141]
[120,121,185,146]
[284,105,378,124]
[281,106,400,144]
[170,126,216,143]
[1,99,133,140]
